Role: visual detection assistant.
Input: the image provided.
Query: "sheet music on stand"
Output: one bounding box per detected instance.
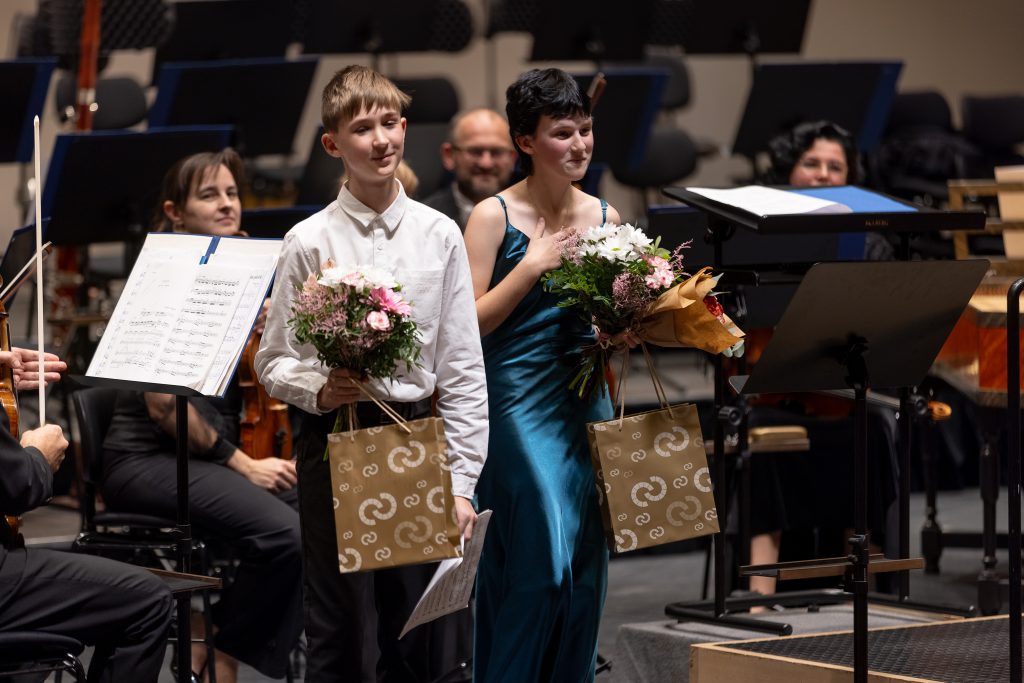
[86,232,281,396]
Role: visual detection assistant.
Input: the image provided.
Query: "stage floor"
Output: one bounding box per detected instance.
[693,614,1019,683]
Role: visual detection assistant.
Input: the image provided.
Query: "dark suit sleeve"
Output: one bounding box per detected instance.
[0,415,53,515]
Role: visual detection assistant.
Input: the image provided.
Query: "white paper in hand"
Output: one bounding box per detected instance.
[399,509,492,639]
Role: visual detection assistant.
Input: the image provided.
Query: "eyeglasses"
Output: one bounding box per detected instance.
[451,145,515,160]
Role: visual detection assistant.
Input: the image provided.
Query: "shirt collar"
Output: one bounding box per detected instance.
[336,179,407,234]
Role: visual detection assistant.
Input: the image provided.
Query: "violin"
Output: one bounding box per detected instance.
[0,299,22,547]
[238,332,292,460]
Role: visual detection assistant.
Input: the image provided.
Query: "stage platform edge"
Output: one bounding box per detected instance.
[691,613,1013,683]
[611,603,960,683]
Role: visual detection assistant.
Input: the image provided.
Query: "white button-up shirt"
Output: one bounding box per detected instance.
[255,181,488,498]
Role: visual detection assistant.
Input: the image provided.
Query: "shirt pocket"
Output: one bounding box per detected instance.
[399,268,444,326]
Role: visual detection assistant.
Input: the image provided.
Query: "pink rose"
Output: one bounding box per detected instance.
[366,311,391,331]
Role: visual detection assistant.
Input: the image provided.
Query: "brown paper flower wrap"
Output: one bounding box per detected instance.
[639,266,744,354]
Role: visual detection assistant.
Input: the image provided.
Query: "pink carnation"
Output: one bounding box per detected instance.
[372,287,412,316]
[366,311,391,331]
[643,255,675,289]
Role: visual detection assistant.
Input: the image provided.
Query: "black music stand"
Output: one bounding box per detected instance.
[732,61,903,160]
[571,67,667,174]
[650,0,810,57]
[1006,278,1024,683]
[660,187,987,636]
[0,58,56,163]
[150,0,295,85]
[241,206,320,240]
[71,377,212,683]
[728,260,987,682]
[300,0,444,55]
[0,222,48,311]
[148,58,317,158]
[40,127,233,250]
[529,0,652,62]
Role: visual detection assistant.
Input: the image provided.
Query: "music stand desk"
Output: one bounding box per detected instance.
[730,61,903,159]
[663,0,810,55]
[41,127,233,248]
[729,260,987,682]
[150,0,294,85]
[149,58,318,158]
[0,58,57,164]
[664,185,986,235]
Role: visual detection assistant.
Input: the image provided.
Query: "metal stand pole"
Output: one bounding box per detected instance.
[1007,278,1023,683]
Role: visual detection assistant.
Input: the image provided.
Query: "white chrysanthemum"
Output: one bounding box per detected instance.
[358,265,399,290]
[318,266,349,287]
[597,233,642,262]
[320,264,398,290]
[618,223,653,252]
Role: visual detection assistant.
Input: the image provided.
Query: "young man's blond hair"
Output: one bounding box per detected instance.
[321,65,412,133]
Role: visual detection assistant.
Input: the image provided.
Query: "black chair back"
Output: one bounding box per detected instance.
[71,387,120,531]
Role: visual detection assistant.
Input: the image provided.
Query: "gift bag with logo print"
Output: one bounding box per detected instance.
[586,347,719,553]
[328,400,462,573]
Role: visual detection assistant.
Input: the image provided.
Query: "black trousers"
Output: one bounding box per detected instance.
[298,401,473,683]
[0,548,173,682]
[102,451,304,678]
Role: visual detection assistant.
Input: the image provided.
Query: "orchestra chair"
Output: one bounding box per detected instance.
[961,94,1024,174]
[54,73,148,130]
[0,632,86,682]
[872,90,978,206]
[69,386,218,680]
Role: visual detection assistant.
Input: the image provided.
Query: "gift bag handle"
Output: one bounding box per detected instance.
[345,378,413,435]
[613,342,675,430]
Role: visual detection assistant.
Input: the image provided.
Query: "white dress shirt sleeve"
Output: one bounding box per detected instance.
[433,229,489,499]
[255,231,330,415]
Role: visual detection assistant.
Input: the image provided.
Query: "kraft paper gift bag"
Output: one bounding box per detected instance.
[328,402,462,573]
[586,348,720,554]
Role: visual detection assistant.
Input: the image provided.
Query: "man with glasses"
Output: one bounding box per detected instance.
[424,108,517,231]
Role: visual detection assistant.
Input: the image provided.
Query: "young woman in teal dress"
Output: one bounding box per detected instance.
[463,68,621,683]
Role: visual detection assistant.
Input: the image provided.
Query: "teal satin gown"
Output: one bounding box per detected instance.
[474,196,613,683]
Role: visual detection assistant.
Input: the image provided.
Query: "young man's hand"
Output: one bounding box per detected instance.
[316,368,363,412]
[454,496,477,540]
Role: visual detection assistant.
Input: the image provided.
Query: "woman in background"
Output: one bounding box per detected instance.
[102,149,303,682]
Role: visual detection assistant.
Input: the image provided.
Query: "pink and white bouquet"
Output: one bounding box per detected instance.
[289,260,421,380]
[544,223,743,399]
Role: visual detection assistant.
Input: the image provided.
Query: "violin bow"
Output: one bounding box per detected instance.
[587,72,607,113]
[32,117,45,424]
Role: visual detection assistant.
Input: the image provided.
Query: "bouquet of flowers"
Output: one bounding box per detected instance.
[544,224,742,399]
[289,260,421,418]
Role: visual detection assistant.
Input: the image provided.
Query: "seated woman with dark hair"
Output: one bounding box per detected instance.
[102,149,303,682]
[762,119,864,187]
[744,121,897,607]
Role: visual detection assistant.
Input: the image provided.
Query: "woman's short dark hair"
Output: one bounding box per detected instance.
[505,68,590,176]
[153,148,245,231]
[765,120,864,185]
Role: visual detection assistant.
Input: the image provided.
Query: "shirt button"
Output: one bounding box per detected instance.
[377,244,383,251]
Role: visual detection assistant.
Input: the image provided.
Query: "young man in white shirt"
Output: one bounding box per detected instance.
[255,65,487,682]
